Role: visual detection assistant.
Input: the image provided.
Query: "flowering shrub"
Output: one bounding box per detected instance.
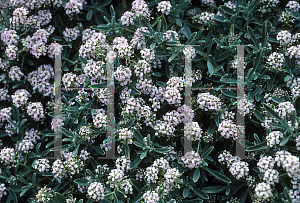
[0,0,300,202]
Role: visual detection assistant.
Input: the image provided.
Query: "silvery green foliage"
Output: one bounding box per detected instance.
[0,0,300,202]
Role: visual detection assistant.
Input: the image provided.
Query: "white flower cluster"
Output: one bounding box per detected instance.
[181,151,202,169]
[263,169,279,185]
[163,110,180,127]
[154,120,176,138]
[287,77,300,89]
[184,122,203,141]
[266,52,285,72]
[83,60,106,82]
[197,92,223,111]
[279,11,295,26]
[266,131,283,148]
[24,128,41,145]
[78,125,97,143]
[26,102,44,121]
[11,89,31,108]
[142,191,160,203]
[258,0,280,14]
[87,182,105,201]
[17,139,34,153]
[237,97,255,116]
[1,28,19,46]
[132,0,150,18]
[0,183,6,200]
[34,158,51,173]
[277,30,293,46]
[274,150,291,167]
[130,27,149,49]
[35,186,53,203]
[121,11,136,26]
[113,37,133,59]
[254,182,273,201]
[286,1,300,12]
[201,0,215,6]
[218,150,249,180]
[93,113,107,131]
[9,66,24,81]
[277,101,295,118]
[192,12,214,25]
[183,46,196,60]
[291,85,300,100]
[285,45,300,65]
[0,147,16,165]
[117,128,133,144]
[79,32,106,59]
[134,60,152,78]
[115,155,131,172]
[257,156,275,173]
[140,48,155,62]
[296,135,300,150]
[157,1,172,15]
[163,30,179,41]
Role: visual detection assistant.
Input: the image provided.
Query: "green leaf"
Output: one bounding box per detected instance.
[207,60,215,75]
[222,90,237,98]
[8,188,17,203]
[42,172,53,176]
[263,103,285,125]
[294,95,300,117]
[201,186,227,193]
[130,157,142,169]
[55,192,66,203]
[248,0,260,14]
[271,97,283,104]
[191,188,209,199]
[220,5,236,15]
[168,53,178,62]
[246,141,267,151]
[89,83,107,88]
[86,10,93,21]
[12,105,19,122]
[262,21,268,47]
[156,81,166,87]
[125,143,130,159]
[193,167,200,182]
[61,127,73,138]
[247,26,259,48]
[202,146,214,159]
[133,128,144,143]
[1,11,9,28]
[153,72,161,77]
[54,16,65,34]
[125,118,135,128]
[284,187,293,203]
[183,187,190,198]
[280,135,292,147]
[253,110,265,122]
[154,147,171,154]
[207,121,216,135]
[204,167,231,183]
[140,150,147,159]
[17,175,28,184]
[90,145,105,155]
[74,178,90,186]
[129,85,141,95]
[222,184,243,200]
[186,32,197,45]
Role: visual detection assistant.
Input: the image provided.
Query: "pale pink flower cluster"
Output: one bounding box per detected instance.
[121,11,136,26]
[63,24,82,42]
[132,0,150,18]
[0,183,7,200]
[115,65,132,86]
[0,147,16,165]
[184,121,203,141]
[118,128,133,144]
[78,125,96,143]
[26,102,44,121]
[5,45,18,60]
[34,158,51,173]
[11,89,31,108]
[130,27,149,49]
[157,1,172,15]
[24,128,40,144]
[1,28,19,46]
[93,112,107,131]
[9,66,24,81]
[87,182,105,201]
[79,32,106,59]
[140,48,155,62]
[181,151,202,169]
[0,88,10,101]
[82,28,96,42]
[17,139,34,153]
[65,0,87,18]
[266,131,283,148]
[142,191,160,203]
[197,92,223,111]
[163,30,179,41]
[47,42,63,58]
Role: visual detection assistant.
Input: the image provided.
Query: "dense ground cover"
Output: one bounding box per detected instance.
[0,0,300,202]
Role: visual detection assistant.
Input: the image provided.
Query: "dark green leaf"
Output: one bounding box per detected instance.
[8,188,17,203]
[193,167,200,182]
[246,141,267,151]
[133,128,144,143]
[294,95,300,116]
[153,72,161,77]
[247,26,259,48]
[125,118,135,128]
[183,187,190,198]
[204,167,231,183]
[74,178,90,186]
[192,188,209,199]
[54,16,65,34]
[55,192,66,203]
[130,157,142,169]
[86,10,93,21]
[154,147,171,154]
[207,60,215,75]
[222,90,237,98]
[280,135,292,147]
[90,145,105,155]
[202,146,214,159]
[156,81,166,87]
[125,143,130,159]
